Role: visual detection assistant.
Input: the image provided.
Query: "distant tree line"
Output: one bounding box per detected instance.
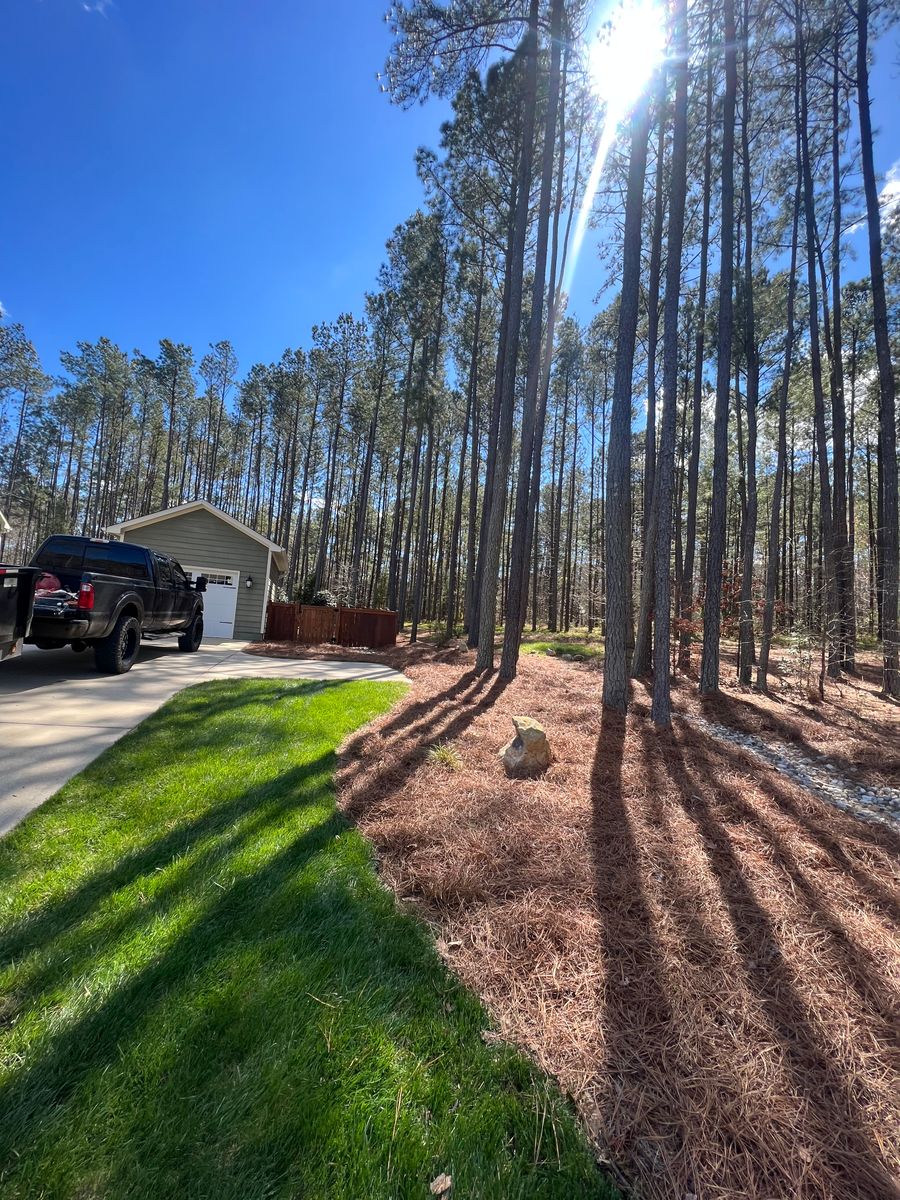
[1,0,898,716]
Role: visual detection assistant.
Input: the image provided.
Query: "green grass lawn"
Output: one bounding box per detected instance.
[520,636,604,662]
[0,679,613,1200]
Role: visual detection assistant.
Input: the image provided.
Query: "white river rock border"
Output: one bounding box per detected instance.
[688,715,900,832]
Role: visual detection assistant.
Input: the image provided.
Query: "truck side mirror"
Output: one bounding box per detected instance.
[195,576,208,593]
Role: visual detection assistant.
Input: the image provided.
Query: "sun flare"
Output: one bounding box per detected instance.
[588,0,667,127]
[563,0,667,296]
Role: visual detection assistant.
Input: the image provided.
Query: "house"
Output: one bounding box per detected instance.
[107,501,287,640]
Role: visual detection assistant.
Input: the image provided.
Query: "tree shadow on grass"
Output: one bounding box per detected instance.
[0,679,354,854]
[0,809,342,1167]
[0,683,360,960]
[0,754,335,1003]
[0,774,603,1200]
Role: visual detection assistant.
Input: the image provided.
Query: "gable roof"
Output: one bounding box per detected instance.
[107,500,288,572]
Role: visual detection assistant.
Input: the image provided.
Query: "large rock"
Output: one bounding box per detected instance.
[499,715,551,777]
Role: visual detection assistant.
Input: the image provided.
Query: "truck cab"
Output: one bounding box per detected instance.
[27,535,206,673]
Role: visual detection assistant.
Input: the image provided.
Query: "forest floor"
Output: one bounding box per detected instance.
[247,634,900,1200]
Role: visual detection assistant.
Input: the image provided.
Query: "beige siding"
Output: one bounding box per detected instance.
[123,510,269,639]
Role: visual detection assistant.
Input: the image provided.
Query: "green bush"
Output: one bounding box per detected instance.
[310,588,338,608]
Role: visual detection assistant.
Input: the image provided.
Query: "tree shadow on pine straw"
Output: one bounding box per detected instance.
[589,708,689,1194]
[666,727,899,1024]
[340,672,510,825]
[586,704,899,1200]
[660,723,900,1198]
[697,686,900,787]
[694,693,900,916]
[373,667,497,739]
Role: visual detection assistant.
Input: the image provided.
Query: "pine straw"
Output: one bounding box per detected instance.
[249,636,900,1199]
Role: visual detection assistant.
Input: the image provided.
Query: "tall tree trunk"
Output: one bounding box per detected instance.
[500,0,564,678]
[476,0,540,671]
[679,47,714,670]
[737,0,759,686]
[856,0,899,696]
[603,91,654,712]
[447,247,484,636]
[469,189,516,648]
[387,340,415,612]
[758,180,801,689]
[349,338,387,605]
[650,0,688,727]
[798,9,841,677]
[631,97,668,679]
[410,420,435,642]
[700,0,738,695]
[520,60,581,640]
[829,35,855,670]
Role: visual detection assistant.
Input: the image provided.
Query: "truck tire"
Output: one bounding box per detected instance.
[94,613,141,674]
[178,614,203,652]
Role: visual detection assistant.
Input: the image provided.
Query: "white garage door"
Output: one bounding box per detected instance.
[185,566,240,638]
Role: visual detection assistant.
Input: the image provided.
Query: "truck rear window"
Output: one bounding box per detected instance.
[84,542,151,580]
[32,537,85,573]
[32,537,151,581]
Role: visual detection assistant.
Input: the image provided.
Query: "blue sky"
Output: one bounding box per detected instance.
[1,0,898,375]
[1,0,455,370]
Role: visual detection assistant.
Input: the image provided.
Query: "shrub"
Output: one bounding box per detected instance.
[310,589,338,608]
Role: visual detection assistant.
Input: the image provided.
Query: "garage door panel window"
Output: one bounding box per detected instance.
[196,571,234,587]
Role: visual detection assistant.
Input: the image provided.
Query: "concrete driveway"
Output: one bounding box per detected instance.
[0,640,407,836]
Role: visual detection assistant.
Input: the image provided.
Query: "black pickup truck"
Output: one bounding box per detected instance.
[23,535,207,674]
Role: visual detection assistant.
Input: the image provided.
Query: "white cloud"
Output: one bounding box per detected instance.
[848,157,900,237]
[881,158,900,221]
[0,300,7,320]
[81,0,113,14]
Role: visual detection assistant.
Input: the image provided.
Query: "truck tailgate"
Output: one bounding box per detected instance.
[0,566,42,662]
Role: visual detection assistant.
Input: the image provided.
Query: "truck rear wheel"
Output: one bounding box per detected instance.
[178,614,203,652]
[95,614,141,674]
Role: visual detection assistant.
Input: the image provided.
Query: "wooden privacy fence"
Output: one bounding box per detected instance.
[264,602,398,648]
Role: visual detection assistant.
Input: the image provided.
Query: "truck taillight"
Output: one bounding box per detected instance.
[78,581,95,610]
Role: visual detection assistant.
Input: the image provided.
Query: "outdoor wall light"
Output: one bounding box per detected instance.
[245,575,254,589]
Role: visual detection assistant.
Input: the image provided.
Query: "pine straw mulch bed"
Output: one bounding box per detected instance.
[245,636,900,1200]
